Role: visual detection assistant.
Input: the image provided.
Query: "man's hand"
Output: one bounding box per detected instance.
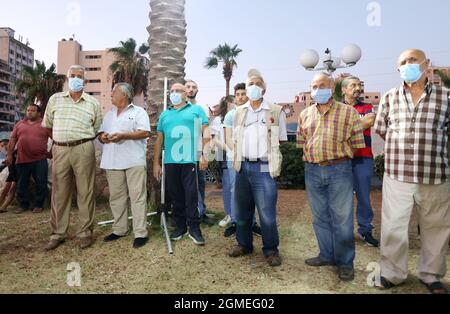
[100,133,111,144]
[361,113,376,130]
[109,133,125,144]
[199,156,209,171]
[4,155,12,166]
[153,163,162,182]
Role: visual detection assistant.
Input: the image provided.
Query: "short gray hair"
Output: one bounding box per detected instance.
[67,65,86,78]
[115,83,134,103]
[341,76,361,89]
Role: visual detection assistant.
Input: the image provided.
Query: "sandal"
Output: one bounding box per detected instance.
[377,276,398,290]
[419,280,448,294]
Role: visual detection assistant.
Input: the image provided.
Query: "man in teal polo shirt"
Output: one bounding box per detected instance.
[153,83,210,245]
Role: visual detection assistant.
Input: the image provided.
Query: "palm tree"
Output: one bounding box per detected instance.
[15,60,66,115]
[205,43,242,97]
[436,70,450,88]
[108,38,149,97]
[147,0,187,203]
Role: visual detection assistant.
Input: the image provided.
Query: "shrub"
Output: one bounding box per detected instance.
[277,142,305,189]
[374,154,385,180]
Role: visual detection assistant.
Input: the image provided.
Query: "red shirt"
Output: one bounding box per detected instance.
[352,101,374,159]
[11,118,49,164]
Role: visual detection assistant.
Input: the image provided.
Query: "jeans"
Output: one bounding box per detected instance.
[235,161,279,257]
[305,160,355,267]
[352,158,374,235]
[223,161,256,224]
[197,167,207,216]
[16,159,48,209]
[222,161,236,222]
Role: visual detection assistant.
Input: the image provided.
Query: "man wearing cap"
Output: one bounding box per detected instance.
[228,69,287,267]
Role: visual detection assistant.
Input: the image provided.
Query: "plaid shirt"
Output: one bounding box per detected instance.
[43,91,103,143]
[297,101,365,163]
[374,82,450,185]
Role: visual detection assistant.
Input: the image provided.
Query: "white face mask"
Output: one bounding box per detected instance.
[247,85,264,101]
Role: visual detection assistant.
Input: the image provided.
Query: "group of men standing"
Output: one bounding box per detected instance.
[1,47,448,293]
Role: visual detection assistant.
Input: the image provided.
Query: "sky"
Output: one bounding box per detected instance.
[1,0,450,106]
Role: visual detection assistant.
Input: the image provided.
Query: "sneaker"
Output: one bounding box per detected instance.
[32,208,44,214]
[219,215,232,228]
[170,229,188,241]
[359,232,380,247]
[224,223,237,238]
[200,214,214,226]
[189,229,205,246]
[252,223,262,237]
[15,208,27,214]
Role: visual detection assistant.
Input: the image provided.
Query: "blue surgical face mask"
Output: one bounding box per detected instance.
[399,62,425,84]
[247,85,264,101]
[170,92,184,106]
[68,77,84,92]
[311,88,333,105]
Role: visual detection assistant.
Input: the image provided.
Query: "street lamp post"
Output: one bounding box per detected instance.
[300,44,362,75]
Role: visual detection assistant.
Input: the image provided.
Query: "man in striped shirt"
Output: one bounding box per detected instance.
[297,73,365,282]
[43,65,103,251]
[374,49,450,294]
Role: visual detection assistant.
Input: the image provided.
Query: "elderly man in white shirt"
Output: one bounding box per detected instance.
[99,83,151,249]
[228,70,288,267]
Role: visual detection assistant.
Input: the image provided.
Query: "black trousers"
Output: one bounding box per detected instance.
[165,163,201,231]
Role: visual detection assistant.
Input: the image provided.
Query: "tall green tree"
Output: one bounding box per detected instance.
[437,70,450,88]
[205,43,242,97]
[15,60,66,114]
[147,0,187,203]
[108,38,149,97]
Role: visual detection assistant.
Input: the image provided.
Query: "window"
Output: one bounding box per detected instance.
[87,80,101,84]
[86,67,101,71]
[85,55,102,59]
[88,92,101,96]
[9,49,14,55]
[375,96,379,99]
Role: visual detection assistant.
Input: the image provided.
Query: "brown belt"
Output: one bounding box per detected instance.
[53,138,95,147]
[314,157,350,167]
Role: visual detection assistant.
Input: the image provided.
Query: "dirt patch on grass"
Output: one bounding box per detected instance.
[0,186,447,294]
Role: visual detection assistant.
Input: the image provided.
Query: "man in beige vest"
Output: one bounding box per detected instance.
[228,69,287,267]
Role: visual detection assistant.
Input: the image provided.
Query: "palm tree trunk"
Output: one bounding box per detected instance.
[147,0,187,204]
[225,78,230,97]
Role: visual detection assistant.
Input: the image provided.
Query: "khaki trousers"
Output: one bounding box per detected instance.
[106,166,148,239]
[381,175,450,284]
[50,141,96,241]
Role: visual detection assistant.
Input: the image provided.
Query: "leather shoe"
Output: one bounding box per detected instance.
[338,267,355,282]
[305,256,336,267]
[229,245,252,258]
[80,237,94,250]
[133,237,149,249]
[44,239,64,251]
[266,254,282,267]
[103,233,126,242]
